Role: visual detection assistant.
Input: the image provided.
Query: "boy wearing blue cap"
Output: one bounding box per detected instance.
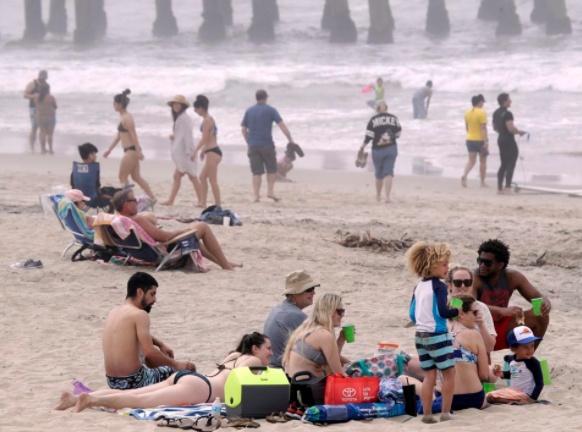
[487,326,544,404]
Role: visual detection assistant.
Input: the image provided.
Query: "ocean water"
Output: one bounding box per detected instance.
[0,0,581,184]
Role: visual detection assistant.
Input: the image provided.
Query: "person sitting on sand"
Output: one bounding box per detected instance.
[487,326,544,405]
[102,272,195,390]
[56,332,272,412]
[283,293,351,378]
[263,270,318,368]
[276,143,304,183]
[436,294,490,412]
[112,189,241,271]
[473,239,551,351]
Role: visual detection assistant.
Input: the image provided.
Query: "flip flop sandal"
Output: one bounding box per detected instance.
[223,417,260,429]
[10,259,43,269]
[361,152,369,168]
[266,412,289,423]
[157,418,180,428]
[355,149,365,168]
[191,415,221,431]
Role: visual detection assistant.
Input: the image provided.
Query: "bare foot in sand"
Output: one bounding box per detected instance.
[461,176,467,188]
[230,262,243,269]
[267,195,281,202]
[422,415,438,424]
[252,197,260,203]
[385,198,391,204]
[440,413,454,422]
[74,392,93,413]
[195,202,205,208]
[55,391,78,411]
[160,200,174,206]
[481,182,489,188]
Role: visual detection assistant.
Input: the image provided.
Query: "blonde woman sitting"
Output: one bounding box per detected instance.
[283,293,351,378]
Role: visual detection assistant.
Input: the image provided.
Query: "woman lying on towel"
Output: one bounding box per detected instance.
[283,293,351,378]
[56,333,272,413]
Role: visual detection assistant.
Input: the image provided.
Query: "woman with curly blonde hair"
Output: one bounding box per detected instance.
[283,293,350,378]
[406,242,460,423]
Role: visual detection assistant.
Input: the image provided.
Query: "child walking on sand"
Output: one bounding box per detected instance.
[407,242,460,423]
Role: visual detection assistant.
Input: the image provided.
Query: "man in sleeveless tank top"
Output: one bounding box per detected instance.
[472,239,551,351]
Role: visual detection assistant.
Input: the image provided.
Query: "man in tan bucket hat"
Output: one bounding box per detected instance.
[263,270,320,368]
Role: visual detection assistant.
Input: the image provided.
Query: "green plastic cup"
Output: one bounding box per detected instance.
[342,324,355,343]
[532,298,543,316]
[450,298,463,308]
[483,383,496,394]
[539,358,552,385]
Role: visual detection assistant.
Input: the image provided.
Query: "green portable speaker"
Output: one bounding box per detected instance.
[225,366,290,418]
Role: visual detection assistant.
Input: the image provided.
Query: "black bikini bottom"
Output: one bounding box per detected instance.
[205,147,223,157]
[124,146,137,153]
[173,371,212,403]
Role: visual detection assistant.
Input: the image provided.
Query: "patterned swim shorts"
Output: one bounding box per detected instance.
[106,364,176,390]
[415,331,454,371]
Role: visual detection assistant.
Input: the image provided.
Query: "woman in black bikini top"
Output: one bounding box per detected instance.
[192,95,223,209]
[56,333,273,412]
[102,89,157,202]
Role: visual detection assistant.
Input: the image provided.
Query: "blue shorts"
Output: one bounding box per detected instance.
[466,140,489,156]
[30,108,37,129]
[106,364,176,390]
[38,117,56,128]
[372,144,398,179]
[415,331,454,371]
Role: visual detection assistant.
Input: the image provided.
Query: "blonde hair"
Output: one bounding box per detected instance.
[406,242,451,278]
[445,264,473,285]
[282,293,342,368]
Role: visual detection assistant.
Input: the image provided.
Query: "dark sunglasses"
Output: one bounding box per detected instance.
[336,308,346,316]
[452,279,473,288]
[125,198,137,203]
[477,258,495,267]
[469,309,480,316]
[304,286,316,293]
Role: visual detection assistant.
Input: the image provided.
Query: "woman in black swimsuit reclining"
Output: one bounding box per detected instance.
[103,89,157,203]
[56,333,272,412]
[192,95,222,208]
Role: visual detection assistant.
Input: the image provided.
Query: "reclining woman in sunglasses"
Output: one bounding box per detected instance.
[436,293,490,411]
[283,293,351,378]
[56,332,272,412]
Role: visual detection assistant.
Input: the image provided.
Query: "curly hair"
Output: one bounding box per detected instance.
[478,239,510,268]
[406,242,451,278]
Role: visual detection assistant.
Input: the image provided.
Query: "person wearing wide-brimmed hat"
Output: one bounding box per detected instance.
[160,95,203,206]
[263,270,320,368]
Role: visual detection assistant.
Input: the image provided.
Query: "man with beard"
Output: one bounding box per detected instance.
[102,272,196,390]
[473,239,551,352]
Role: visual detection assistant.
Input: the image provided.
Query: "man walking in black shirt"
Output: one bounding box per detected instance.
[493,93,526,195]
[360,101,402,203]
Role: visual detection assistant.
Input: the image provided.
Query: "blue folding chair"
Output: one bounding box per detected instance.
[102,224,200,272]
[71,161,113,211]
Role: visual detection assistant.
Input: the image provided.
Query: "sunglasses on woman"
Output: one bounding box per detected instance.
[336,308,346,316]
[469,309,480,316]
[476,257,495,267]
[452,279,473,288]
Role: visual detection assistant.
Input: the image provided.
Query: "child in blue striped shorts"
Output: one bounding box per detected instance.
[407,242,461,423]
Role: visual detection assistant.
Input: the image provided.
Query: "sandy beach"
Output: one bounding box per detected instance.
[1,151,582,432]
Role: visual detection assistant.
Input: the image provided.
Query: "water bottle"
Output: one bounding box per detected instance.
[211,397,221,419]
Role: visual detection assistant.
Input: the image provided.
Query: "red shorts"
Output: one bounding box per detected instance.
[493,316,513,350]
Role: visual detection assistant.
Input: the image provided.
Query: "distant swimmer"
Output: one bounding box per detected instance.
[366,77,385,110]
[412,80,433,119]
[462,95,489,188]
[360,101,402,203]
[492,93,526,195]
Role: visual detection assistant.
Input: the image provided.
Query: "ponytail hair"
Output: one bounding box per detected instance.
[114,89,131,109]
[194,94,209,111]
[235,332,268,356]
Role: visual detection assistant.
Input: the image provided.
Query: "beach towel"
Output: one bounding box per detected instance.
[57,198,94,239]
[116,403,226,421]
[303,402,405,423]
[378,378,405,410]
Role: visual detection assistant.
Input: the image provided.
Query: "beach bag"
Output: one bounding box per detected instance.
[200,205,242,226]
[324,374,379,405]
[346,352,410,379]
[290,371,327,407]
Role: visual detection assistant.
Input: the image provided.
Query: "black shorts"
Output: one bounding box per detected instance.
[248,146,277,176]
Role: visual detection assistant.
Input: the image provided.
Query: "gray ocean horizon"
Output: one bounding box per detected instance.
[1,0,581,185]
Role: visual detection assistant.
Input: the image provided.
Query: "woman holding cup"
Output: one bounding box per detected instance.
[283,294,352,377]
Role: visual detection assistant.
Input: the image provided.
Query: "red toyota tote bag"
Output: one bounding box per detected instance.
[324,374,380,405]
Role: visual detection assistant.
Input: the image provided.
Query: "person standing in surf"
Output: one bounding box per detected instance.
[359,101,402,203]
[366,77,385,109]
[103,89,157,203]
[412,81,433,119]
[241,89,296,203]
[492,93,526,195]
[192,95,222,209]
[462,95,489,188]
[161,95,202,207]
[23,70,48,153]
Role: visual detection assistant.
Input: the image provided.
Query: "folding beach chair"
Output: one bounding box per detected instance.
[71,161,114,212]
[100,220,201,272]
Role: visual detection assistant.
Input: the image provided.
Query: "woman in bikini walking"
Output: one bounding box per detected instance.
[56,333,272,412]
[192,95,222,208]
[103,89,157,203]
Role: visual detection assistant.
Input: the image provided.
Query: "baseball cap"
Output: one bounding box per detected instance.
[284,270,320,295]
[65,189,90,203]
[507,326,542,346]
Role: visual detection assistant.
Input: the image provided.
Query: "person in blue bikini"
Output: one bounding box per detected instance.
[56,333,273,412]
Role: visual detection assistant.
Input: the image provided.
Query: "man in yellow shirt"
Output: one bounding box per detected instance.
[462,95,489,188]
